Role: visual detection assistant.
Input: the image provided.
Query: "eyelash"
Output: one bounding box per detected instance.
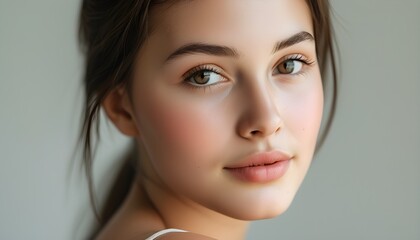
[182,65,225,92]
[182,54,315,91]
[287,54,314,64]
[277,54,315,71]
[182,65,222,79]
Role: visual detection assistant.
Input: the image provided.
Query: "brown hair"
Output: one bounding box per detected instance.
[78,0,338,237]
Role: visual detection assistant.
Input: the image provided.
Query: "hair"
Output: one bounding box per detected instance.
[78,0,338,237]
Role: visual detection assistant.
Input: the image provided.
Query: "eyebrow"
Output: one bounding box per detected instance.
[271,31,314,54]
[164,31,314,63]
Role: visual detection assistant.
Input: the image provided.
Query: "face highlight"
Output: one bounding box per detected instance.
[129,0,323,220]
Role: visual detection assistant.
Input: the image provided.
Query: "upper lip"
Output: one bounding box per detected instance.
[224,150,292,169]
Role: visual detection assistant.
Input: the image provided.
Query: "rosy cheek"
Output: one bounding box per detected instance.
[283,80,323,154]
[134,88,225,168]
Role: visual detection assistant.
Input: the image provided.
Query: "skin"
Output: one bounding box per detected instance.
[99,0,323,239]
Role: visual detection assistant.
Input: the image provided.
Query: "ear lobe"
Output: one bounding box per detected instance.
[102,87,139,137]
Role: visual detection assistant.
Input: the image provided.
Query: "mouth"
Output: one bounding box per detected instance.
[224,151,292,183]
[247,161,279,167]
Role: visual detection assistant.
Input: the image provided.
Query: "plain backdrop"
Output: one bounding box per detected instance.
[0,0,419,239]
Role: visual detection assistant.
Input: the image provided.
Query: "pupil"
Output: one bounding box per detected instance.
[284,61,295,73]
[195,71,211,84]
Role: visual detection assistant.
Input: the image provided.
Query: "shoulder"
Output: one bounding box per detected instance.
[154,232,216,240]
[133,230,216,240]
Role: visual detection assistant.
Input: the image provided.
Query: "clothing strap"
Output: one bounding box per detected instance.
[145,228,187,240]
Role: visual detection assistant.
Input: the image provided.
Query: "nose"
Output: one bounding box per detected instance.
[237,81,283,140]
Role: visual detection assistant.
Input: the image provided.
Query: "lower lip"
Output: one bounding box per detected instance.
[225,160,290,183]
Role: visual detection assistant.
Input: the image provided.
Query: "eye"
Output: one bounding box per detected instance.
[276,60,303,74]
[273,54,314,75]
[183,66,226,87]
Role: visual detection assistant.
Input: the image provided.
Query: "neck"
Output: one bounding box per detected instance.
[138,176,249,240]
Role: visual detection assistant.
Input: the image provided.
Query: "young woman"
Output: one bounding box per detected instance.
[78,0,337,239]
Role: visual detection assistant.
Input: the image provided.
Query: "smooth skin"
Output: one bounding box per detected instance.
[99,0,323,239]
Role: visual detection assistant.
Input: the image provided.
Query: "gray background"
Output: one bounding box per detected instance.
[0,0,419,239]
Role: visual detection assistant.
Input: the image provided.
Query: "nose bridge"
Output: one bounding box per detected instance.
[237,76,283,139]
[250,81,279,118]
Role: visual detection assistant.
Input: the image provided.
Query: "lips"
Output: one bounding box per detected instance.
[224,151,292,183]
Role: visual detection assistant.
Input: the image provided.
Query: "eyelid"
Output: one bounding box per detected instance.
[275,53,315,67]
[271,53,316,76]
[182,64,223,79]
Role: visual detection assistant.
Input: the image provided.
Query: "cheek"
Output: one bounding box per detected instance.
[133,87,227,171]
[284,78,324,154]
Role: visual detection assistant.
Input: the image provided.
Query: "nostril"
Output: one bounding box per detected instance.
[249,126,281,137]
[250,130,260,135]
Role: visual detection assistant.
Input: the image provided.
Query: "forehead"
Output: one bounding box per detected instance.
[149,0,313,51]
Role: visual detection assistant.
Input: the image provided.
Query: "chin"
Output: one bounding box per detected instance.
[228,204,293,221]
[240,199,294,221]
[213,190,297,221]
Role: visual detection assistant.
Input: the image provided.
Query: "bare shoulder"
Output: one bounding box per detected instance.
[162,232,217,240]
[143,231,216,240]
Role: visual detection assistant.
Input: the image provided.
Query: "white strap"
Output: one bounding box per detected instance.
[145,228,187,240]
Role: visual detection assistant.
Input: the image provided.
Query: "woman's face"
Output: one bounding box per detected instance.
[129,0,323,220]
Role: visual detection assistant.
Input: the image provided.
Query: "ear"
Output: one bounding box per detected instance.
[102,87,139,137]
